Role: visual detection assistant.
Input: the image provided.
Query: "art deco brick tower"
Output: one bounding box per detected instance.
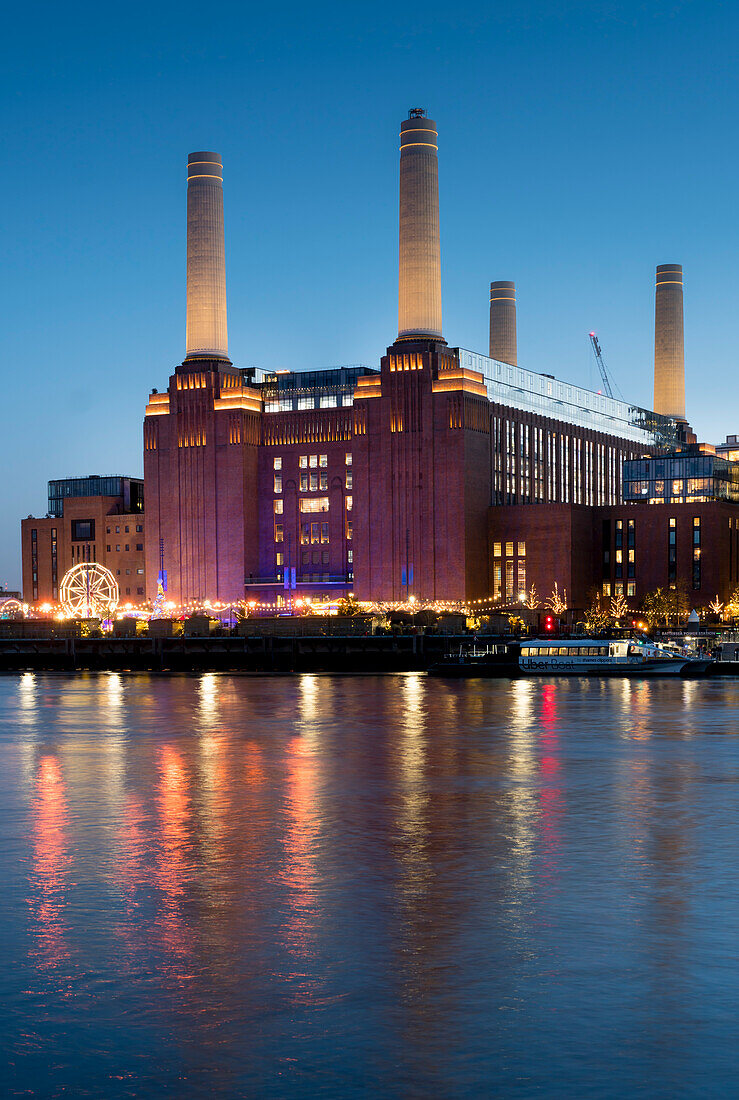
[653,263,685,420]
[144,152,261,603]
[397,110,443,342]
[489,281,517,365]
[185,152,230,363]
[353,110,491,602]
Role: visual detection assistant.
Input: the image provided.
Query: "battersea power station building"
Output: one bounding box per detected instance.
[143,111,686,609]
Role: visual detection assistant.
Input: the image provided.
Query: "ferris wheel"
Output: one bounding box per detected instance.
[59,563,119,619]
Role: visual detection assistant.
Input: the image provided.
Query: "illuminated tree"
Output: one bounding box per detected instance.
[546,582,568,615]
[582,589,609,634]
[525,584,539,610]
[507,614,526,636]
[708,595,724,619]
[726,586,739,620]
[610,591,628,622]
[641,587,668,628]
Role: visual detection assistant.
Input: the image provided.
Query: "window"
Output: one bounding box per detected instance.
[300,472,309,491]
[505,541,513,557]
[71,519,95,541]
[298,397,313,410]
[310,472,319,491]
[322,550,330,564]
[106,544,111,552]
[125,544,130,552]
[319,455,327,467]
[274,500,283,514]
[136,568,144,574]
[136,525,143,533]
[107,527,111,534]
[310,522,321,544]
[309,455,317,468]
[602,582,611,597]
[136,543,143,551]
[299,455,308,468]
[125,526,129,533]
[517,541,526,557]
[493,542,502,557]
[627,582,636,597]
[274,475,282,493]
[300,523,310,545]
[273,456,282,470]
[505,560,514,600]
[321,522,329,544]
[137,587,144,595]
[116,526,120,533]
[320,472,328,491]
[300,498,329,513]
[275,524,284,543]
[345,453,352,466]
[116,544,121,552]
[319,395,337,408]
[346,496,353,511]
[126,569,130,575]
[346,472,353,490]
[276,552,284,566]
[346,520,353,541]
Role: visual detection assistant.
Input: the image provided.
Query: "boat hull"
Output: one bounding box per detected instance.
[519,657,689,677]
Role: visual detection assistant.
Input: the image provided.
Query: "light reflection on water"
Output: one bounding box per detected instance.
[2,673,739,1097]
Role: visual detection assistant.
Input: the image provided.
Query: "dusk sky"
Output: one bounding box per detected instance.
[3,0,737,587]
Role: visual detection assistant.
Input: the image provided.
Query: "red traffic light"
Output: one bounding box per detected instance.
[544,616,554,632]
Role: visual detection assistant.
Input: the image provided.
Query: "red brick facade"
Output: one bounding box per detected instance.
[353,341,491,601]
[22,499,145,606]
[489,500,739,610]
[142,347,667,607]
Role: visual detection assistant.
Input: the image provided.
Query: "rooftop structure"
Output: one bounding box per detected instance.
[48,476,144,518]
[397,109,443,342]
[455,349,679,445]
[185,152,229,362]
[489,281,517,366]
[653,263,685,420]
[261,367,377,413]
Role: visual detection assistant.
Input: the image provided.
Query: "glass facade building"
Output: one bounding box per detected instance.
[48,476,144,518]
[623,451,739,504]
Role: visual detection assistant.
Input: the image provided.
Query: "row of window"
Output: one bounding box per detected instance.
[273,497,352,515]
[602,582,637,597]
[492,541,525,558]
[274,472,353,492]
[106,524,143,534]
[274,453,352,469]
[265,395,354,412]
[276,550,353,567]
[106,544,143,552]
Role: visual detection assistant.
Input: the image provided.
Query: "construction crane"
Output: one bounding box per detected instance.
[589,331,614,399]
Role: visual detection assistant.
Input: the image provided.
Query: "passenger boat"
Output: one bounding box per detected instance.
[428,642,520,678]
[518,638,704,676]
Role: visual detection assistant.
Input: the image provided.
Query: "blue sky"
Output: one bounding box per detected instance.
[2,0,736,586]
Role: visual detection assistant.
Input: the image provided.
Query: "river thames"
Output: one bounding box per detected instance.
[2,672,739,1098]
